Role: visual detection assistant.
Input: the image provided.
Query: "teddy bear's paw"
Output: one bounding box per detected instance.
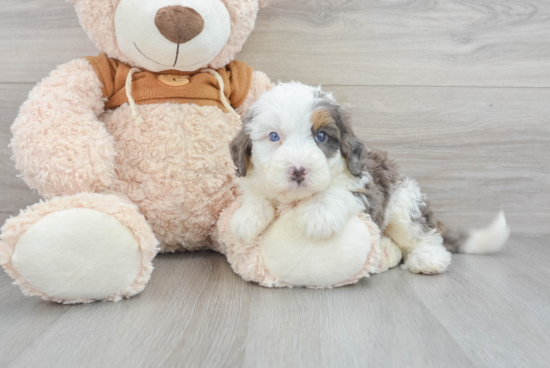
[261,215,372,287]
[230,202,274,244]
[0,193,158,303]
[401,245,451,275]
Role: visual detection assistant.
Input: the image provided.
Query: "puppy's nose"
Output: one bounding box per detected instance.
[155,6,205,44]
[290,167,307,183]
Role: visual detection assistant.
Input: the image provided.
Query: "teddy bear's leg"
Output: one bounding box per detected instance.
[0,193,158,304]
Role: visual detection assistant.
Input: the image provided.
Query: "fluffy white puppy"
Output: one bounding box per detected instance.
[229,82,510,274]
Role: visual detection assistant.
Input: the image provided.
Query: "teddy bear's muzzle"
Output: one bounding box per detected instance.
[155,6,205,44]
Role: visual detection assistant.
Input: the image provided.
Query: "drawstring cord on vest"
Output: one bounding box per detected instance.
[126,67,144,125]
[125,67,241,124]
[200,69,241,120]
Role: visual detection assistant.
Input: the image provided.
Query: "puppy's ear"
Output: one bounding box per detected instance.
[341,134,366,177]
[338,112,366,177]
[230,127,252,177]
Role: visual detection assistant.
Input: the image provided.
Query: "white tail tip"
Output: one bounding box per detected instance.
[461,211,510,254]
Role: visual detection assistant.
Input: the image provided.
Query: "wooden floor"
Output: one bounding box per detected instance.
[1,0,549,367]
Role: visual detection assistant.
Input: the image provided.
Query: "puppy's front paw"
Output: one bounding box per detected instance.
[230,203,274,243]
[296,206,346,241]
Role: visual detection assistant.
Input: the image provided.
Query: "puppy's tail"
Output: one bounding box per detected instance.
[438,211,510,254]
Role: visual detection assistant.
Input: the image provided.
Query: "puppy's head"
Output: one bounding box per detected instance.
[230,82,366,200]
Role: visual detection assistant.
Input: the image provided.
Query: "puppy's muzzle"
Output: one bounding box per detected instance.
[290,166,307,184]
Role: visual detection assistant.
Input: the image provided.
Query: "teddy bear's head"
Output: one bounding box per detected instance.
[69,0,269,72]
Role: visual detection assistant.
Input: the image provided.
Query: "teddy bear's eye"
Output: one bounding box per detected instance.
[269,132,280,142]
[315,131,327,143]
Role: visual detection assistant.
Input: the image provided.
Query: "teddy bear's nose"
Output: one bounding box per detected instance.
[155,6,205,44]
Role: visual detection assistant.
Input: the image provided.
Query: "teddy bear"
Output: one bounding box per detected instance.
[0,0,399,304]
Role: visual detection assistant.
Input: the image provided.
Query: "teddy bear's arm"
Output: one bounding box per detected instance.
[235,71,273,118]
[10,58,116,199]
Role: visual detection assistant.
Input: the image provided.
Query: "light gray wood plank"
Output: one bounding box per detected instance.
[329,85,550,235]
[0,0,97,84]
[242,269,475,368]
[242,0,550,87]
[0,275,71,366]
[501,234,550,280]
[2,0,550,87]
[405,238,550,368]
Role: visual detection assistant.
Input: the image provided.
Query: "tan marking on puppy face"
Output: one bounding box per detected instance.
[311,109,338,135]
[311,108,341,159]
[312,94,366,177]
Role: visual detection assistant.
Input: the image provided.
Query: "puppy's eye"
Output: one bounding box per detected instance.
[315,131,327,143]
[269,132,280,142]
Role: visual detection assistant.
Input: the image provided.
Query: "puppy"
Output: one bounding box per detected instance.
[229,82,509,274]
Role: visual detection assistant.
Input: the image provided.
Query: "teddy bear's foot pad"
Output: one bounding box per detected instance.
[12,208,141,301]
[261,215,372,287]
